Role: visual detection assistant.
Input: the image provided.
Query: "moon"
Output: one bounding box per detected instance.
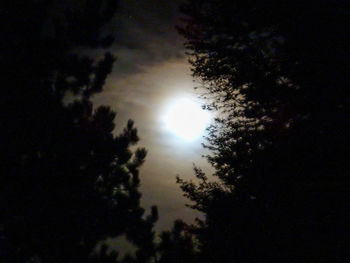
[163,98,211,141]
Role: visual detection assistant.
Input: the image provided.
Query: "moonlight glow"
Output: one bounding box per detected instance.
[163,98,211,141]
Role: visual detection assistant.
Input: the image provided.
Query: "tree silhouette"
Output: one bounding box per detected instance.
[156,219,198,263]
[175,1,350,262]
[0,1,157,262]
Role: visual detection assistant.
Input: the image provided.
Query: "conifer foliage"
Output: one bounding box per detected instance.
[171,1,350,262]
[0,1,156,262]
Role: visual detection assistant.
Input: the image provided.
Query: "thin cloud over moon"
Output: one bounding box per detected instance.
[94,57,213,231]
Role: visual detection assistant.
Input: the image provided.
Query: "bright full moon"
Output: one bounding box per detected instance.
[163,98,211,141]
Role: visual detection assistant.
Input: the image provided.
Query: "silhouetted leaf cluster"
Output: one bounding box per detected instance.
[156,219,198,263]
[167,1,350,262]
[0,1,156,262]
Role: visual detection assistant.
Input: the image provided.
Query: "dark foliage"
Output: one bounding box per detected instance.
[174,1,350,262]
[0,1,156,262]
[156,219,198,263]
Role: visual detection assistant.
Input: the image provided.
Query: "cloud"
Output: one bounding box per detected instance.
[105,0,186,77]
[92,0,215,235]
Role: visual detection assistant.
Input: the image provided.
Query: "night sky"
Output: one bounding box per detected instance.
[3,0,349,261]
[92,0,213,233]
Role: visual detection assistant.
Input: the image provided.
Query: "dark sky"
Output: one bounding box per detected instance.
[104,0,185,77]
[92,0,214,239]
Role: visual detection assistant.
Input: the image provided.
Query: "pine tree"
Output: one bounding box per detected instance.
[175,1,350,262]
[0,1,157,262]
[156,219,197,263]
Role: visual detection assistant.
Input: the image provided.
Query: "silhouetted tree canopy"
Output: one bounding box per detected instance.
[156,219,198,263]
[0,1,157,262]
[174,1,350,262]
